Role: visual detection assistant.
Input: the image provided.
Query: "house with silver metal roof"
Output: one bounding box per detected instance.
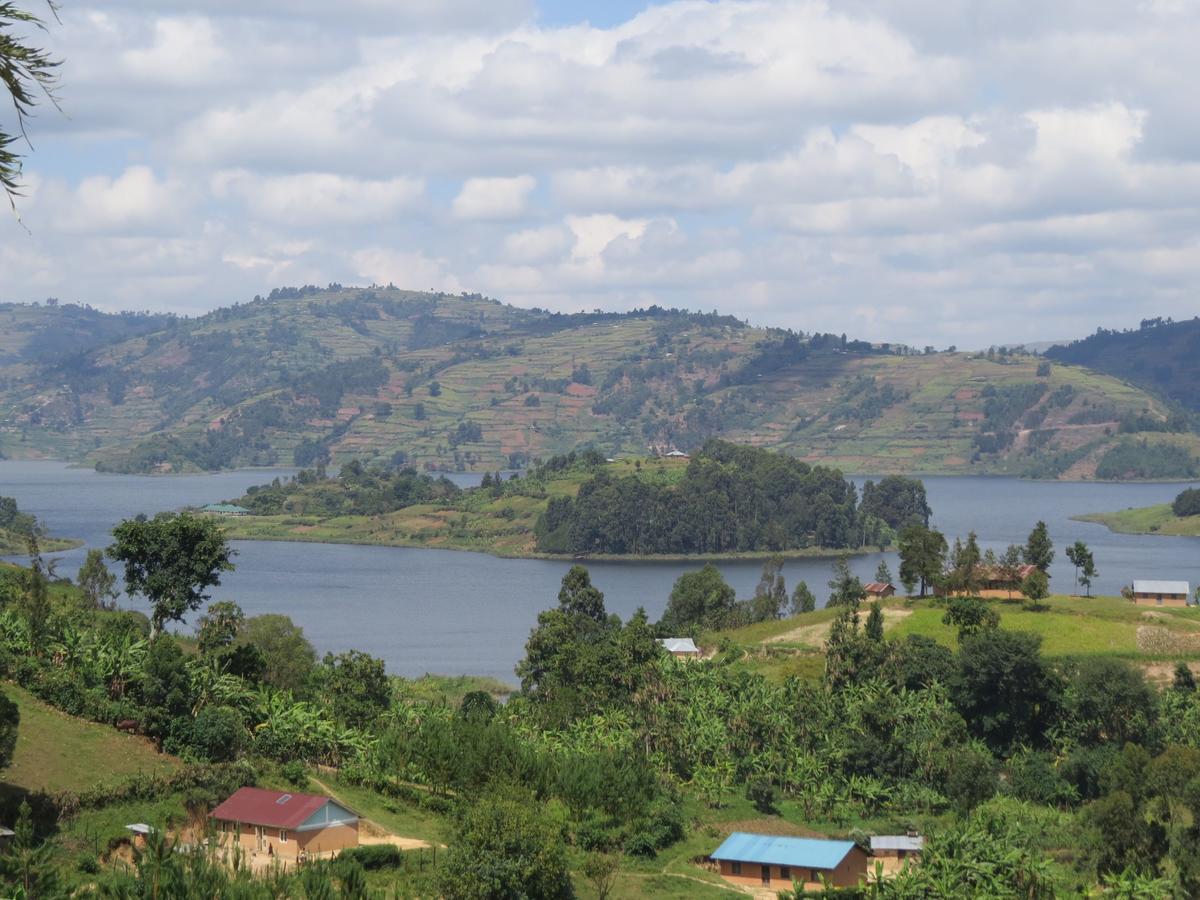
[709,832,868,890]
[658,637,701,658]
[870,835,924,875]
[1132,580,1191,607]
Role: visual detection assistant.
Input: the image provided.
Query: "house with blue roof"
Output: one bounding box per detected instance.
[710,832,869,890]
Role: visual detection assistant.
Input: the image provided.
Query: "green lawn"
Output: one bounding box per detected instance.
[886,594,1200,658]
[1,684,179,797]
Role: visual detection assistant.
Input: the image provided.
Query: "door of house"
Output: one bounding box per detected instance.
[255,826,265,851]
[760,865,771,885]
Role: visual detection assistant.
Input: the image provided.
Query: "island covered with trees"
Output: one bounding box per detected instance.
[222,442,931,559]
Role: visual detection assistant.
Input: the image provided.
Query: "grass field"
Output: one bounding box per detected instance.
[1075,503,1200,537]
[1,684,179,797]
[713,594,1200,685]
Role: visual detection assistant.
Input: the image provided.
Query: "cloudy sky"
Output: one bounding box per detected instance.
[3,0,1199,346]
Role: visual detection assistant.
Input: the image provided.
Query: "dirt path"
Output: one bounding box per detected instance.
[765,608,912,647]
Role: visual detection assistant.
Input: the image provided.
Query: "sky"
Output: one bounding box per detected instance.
[3,0,1200,347]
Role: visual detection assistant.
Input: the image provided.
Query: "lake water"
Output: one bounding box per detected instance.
[1,461,1197,682]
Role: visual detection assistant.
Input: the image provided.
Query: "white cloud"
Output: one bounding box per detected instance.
[213,171,426,225]
[452,175,537,220]
[351,248,463,293]
[5,0,1200,345]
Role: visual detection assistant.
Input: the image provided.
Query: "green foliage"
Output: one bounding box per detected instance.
[859,476,931,529]
[236,614,316,692]
[536,440,865,554]
[77,549,118,610]
[1173,487,1200,517]
[898,525,947,597]
[658,564,736,633]
[942,597,999,638]
[188,706,245,763]
[951,630,1061,754]
[1096,439,1198,480]
[791,580,816,614]
[437,791,574,900]
[320,650,390,730]
[108,512,236,637]
[1023,521,1054,572]
[827,556,866,608]
[0,688,18,770]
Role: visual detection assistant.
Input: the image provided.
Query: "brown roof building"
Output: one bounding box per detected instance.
[210,787,359,860]
[864,582,896,599]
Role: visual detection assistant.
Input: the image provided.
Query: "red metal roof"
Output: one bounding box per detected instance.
[209,787,338,829]
[864,582,894,593]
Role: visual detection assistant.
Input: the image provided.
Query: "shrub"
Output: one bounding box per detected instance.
[337,843,403,870]
[1173,487,1200,517]
[188,707,246,763]
[280,760,309,789]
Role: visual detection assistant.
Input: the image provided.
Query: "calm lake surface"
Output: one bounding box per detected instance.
[1,460,1197,682]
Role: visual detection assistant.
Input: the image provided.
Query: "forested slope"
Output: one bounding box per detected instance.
[0,288,1192,478]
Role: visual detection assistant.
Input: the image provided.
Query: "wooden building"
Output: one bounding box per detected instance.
[865,582,896,600]
[658,638,701,659]
[1131,580,1191,607]
[710,833,869,891]
[869,834,923,876]
[210,787,359,860]
[938,564,1039,599]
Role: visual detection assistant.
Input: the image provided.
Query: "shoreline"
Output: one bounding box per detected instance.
[224,522,891,562]
[1073,505,1200,538]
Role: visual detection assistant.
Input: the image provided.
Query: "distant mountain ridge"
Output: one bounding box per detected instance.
[0,287,1195,479]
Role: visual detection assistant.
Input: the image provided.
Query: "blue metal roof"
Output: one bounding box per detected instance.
[711,833,855,869]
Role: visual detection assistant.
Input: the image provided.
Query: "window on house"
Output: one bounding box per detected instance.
[731,862,742,875]
[279,830,288,843]
[780,866,791,880]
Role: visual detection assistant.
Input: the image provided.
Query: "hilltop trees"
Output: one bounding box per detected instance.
[108,512,235,638]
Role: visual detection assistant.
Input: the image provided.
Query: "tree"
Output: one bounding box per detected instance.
[865,602,885,641]
[0,689,18,770]
[236,614,315,692]
[791,580,816,614]
[437,792,573,900]
[944,532,983,596]
[1024,521,1054,573]
[753,556,787,620]
[77,549,118,609]
[874,560,894,585]
[1021,569,1050,606]
[321,650,390,730]
[942,597,999,638]
[951,629,1061,753]
[1065,540,1097,597]
[827,556,865,608]
[0,800,59,898]
[1068,658,1157,748]
[557,565,606,623]
[1173,662,1196,693]
[897,525,947,597]
[583,852,620,900]
[108,512,236,638]
[0,2,60,204]
[195,600,244,655]
[659,564,735,632]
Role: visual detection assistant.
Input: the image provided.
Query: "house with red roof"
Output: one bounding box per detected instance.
[210,787,359,860]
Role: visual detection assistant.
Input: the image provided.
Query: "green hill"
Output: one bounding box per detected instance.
[0,287,1193,478]
[1046,316,1200,414]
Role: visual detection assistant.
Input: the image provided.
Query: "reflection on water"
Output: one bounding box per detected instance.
[1,461,1196,681]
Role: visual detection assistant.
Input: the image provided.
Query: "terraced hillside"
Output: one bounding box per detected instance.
[0,287,1193,477]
